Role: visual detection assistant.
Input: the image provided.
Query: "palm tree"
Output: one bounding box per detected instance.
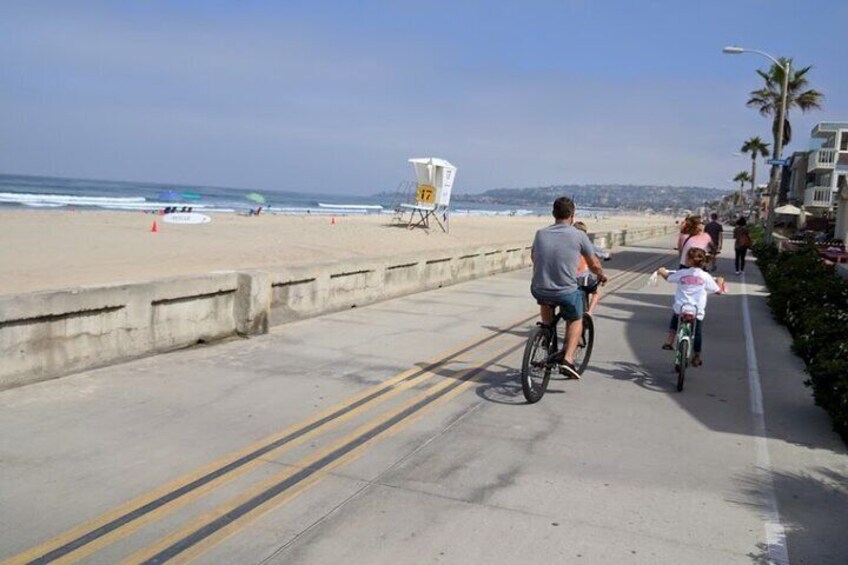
[740,136,770,196]
[746,58,823,148]
[733,171,752,210]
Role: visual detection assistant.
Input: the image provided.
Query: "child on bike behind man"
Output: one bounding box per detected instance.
[657,248,724,367]
[573,221,610,315]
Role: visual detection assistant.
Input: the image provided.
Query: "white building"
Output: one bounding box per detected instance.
[803,122,848,212]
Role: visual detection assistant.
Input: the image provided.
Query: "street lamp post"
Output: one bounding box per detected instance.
[723,46,790,245]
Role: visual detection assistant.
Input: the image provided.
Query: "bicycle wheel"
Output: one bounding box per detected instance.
[521,325,555,403]
[572,314,594,375]
[676,338,688,392]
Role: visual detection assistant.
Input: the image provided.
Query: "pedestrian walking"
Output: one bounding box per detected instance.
[733,217,752,275]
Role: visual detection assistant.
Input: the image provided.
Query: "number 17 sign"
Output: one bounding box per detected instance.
[416,184,436,204]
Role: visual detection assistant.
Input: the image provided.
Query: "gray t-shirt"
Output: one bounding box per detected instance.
[531,223,594,296]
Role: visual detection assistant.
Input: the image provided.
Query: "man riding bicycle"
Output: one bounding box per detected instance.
[531,197,608,379]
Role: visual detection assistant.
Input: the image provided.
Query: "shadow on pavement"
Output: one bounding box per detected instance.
[732,466,848,564]
[604,288,847,456]
[589,360,677,393]
[472,362,526,405]
[745,543,772,565]
[600,290,774,431]
[599,270,848,564]
[481,324,528,339]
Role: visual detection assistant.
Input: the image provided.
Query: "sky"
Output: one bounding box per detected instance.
[1,1,846,195]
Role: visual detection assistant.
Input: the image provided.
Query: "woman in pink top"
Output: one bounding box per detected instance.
[676,216,714,268]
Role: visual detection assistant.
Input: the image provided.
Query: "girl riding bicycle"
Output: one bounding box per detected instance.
[657,248,724,367]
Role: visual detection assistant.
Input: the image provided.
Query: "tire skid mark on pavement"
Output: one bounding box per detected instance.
[3,244,676,565]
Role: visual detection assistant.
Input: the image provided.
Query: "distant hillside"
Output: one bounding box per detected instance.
[453,184,728,212]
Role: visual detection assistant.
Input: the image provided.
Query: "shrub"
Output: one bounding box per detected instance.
[807,357,848,437]
[752,240,778,268]
[753,242,848,442]
[748,223,766,245]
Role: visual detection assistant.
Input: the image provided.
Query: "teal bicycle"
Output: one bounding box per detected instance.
[673,304,699,392]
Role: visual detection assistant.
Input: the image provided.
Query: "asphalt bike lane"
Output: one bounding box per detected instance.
[202,238,845,564]
[242,244,766,565]
[0,239,672,564]
[1,234,845,564]
[0,242,671,564]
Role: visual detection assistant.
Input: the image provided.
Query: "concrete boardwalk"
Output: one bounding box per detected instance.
[1,235,846,564]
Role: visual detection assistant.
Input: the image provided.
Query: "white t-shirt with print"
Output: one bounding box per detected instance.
[667,267,720,320]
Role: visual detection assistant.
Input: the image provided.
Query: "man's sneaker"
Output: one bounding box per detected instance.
[559,361,581,380]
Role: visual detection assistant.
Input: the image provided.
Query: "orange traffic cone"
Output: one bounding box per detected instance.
[151,220,159,233]
[331,216,336,225]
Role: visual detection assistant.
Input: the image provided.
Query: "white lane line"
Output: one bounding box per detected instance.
[740,277,790,565]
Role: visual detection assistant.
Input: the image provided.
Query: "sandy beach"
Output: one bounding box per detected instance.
[0,210,674,296]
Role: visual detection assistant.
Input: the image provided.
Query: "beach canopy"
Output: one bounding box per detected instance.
[245,192,266,204]
[774,204,803,215]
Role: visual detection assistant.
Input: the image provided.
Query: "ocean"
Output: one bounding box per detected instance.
[0,173,617,218]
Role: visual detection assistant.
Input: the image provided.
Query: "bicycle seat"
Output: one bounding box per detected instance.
[679,304,698,322]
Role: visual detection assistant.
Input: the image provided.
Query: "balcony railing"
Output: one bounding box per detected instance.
[807,148,837,172]
[804,186,834,208]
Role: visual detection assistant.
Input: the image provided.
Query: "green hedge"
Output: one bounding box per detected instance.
[748,223,765,244]
[753,240,848,442]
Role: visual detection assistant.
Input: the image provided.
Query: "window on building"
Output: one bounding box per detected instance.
[841,131,848,151]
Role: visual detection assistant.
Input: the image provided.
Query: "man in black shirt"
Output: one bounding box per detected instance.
[703,213,723,272]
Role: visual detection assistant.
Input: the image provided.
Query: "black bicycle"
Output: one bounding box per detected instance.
[521,281,598,403]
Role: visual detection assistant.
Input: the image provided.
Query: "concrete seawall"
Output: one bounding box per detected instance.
[0,224,678,388]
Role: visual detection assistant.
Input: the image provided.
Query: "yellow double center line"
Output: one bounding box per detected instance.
[4,314,535,565]
[122,253,676,564]
[123,333,522,564]
[4,248,674,565]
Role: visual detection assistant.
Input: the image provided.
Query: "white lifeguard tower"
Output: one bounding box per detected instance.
[398,157,457,232]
